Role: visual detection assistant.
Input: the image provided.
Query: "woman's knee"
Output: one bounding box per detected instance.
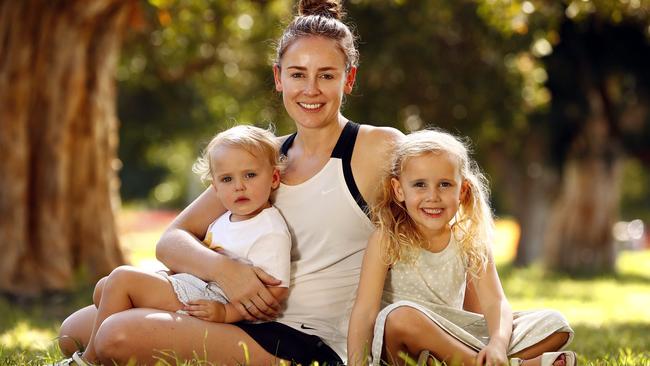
[58,318,83,356]
[93,315,132,363]
[58,305,97,356]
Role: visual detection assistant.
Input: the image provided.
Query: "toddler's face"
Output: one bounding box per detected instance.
[210,145,279,222]
[391,152,465,242]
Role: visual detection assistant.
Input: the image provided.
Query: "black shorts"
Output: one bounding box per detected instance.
[234,321,343,365]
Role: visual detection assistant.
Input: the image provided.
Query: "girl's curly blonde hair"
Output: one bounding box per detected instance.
[372,129,494,278]
[192,125,282,184]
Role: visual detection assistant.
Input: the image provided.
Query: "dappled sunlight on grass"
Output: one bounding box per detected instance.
[0,322,55,351]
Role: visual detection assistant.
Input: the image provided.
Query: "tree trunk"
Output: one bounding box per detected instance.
[0,0,132,296]
[543,91,621,274]
[514,132,557,266]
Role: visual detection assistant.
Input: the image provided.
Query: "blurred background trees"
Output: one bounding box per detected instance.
[2,0,649,295]
[0,0,131,296]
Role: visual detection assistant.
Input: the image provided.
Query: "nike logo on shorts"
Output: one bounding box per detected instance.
[300,324,316,330]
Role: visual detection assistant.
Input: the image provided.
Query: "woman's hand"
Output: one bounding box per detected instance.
[216,260,282,321]
[475,341,508,366]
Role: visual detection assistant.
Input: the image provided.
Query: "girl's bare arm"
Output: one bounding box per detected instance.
[347,231,390,366]
[474,257,513,365]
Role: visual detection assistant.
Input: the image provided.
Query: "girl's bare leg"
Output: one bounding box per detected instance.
[383,306,571,366]
[383,307,476,366]
[93,308,282,365]
[82,266,185,361]
[512,332,571,366]
[512,332,570,359]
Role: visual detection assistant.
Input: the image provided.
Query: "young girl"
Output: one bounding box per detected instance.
[348,129,575,366]
[53,125,291,366]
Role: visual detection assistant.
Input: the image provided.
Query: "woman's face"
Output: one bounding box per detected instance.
[274,36,356,130]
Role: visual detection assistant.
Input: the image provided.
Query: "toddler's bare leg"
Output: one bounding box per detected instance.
[82,266,184,362]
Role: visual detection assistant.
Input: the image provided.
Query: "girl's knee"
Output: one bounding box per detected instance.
[543,309,570,326]
[385,307,423,338]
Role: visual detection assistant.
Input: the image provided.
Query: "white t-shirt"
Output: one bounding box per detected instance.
[205,206,291,287]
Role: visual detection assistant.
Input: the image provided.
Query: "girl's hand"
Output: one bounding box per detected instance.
[217,261,282,321]
[185,300,226,323]
[475,341,508,366]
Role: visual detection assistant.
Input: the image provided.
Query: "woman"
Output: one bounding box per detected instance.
[58,0,403,364]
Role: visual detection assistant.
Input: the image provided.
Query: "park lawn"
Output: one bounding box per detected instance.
[1,212,649,365]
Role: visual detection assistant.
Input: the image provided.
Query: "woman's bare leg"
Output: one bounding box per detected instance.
[93,308,282,365]
[58,305,97,356]
[57,276,107,356]
[82,266,184,362]
[383,307,476,366]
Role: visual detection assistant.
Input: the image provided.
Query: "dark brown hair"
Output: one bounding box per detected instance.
[275,0,358,71]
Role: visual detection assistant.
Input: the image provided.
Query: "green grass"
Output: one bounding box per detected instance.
[2,245,649,365]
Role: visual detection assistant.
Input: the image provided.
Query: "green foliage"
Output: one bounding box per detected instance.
[116,0,650,220]
[118,0,294,207]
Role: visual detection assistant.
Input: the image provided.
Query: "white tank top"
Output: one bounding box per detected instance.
[273,122,375,361]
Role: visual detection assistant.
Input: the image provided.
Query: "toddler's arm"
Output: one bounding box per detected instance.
[185,287,289,323]
[347,231,390,366]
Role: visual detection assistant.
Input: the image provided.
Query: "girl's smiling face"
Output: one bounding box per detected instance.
[391,151,467,242]
[273,36,356,130]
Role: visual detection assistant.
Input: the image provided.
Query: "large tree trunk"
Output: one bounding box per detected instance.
[514,130,557,266]
[0,0,132,296]
[543,91,621,274]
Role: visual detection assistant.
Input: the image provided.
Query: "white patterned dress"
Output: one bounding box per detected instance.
[371,236,574,365]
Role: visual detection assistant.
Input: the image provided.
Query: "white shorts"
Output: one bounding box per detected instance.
[158,271,229,314]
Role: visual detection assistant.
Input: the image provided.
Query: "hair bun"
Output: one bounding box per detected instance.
[298,0,344,20]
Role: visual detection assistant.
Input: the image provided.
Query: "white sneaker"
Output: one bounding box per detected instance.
[48,351,92,366]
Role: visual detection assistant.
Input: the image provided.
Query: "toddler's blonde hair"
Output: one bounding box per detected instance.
[373,129,493,278]
[193,125,281,184]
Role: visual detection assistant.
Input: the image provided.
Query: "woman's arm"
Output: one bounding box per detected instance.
[473,258,513,366]
[156,187,282,320]
[348,231,390,366]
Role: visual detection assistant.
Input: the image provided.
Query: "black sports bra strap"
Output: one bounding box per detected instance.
[331,122,359,159]
[333,122,369,214]
[279,122,369,215]
[280,133,297,156]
